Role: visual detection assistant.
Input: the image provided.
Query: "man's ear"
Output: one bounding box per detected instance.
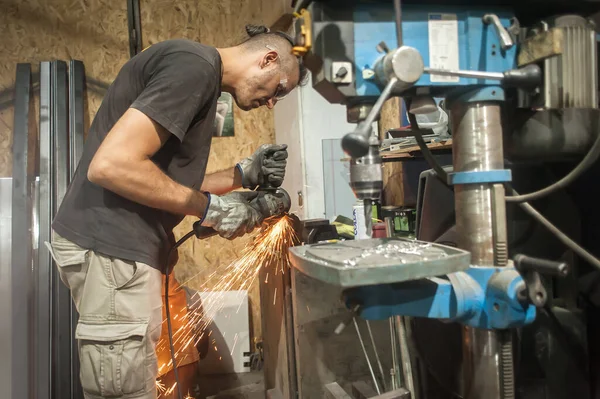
[262,51,279,69]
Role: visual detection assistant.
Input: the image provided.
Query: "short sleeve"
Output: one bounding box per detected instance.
[131,51,218,141]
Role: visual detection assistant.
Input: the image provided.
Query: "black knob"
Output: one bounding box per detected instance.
[336,67,348,78]
[502,65,542,90]
[342,132,370,158]
[514,254,569,277]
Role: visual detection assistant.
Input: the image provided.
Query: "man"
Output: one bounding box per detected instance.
[45,25,308,399]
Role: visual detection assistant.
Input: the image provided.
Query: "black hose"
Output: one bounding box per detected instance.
[505,129,600,203]
[164,230,195,399]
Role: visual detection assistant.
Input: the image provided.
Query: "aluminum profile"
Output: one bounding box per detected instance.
[51,60,74,399]
[36,61,53,399]
[11,63,33,399]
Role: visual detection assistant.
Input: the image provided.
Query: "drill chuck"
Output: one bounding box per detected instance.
[350,143,383,201]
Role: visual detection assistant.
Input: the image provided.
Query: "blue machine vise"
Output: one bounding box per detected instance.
[343,265,537,329]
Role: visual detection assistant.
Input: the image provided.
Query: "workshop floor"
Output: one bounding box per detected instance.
[198,371,263,399]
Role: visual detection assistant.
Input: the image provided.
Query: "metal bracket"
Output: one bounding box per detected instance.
[448,169,512,185]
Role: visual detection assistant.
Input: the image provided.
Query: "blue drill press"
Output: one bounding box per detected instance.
[288,1,599,398]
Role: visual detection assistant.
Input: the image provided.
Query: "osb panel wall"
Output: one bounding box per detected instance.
[0,0,292,346]
[0,0,129,176]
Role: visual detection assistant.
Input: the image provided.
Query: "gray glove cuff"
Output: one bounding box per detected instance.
[236,159,254,189]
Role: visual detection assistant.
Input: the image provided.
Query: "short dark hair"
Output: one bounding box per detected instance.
[242,24,309,87]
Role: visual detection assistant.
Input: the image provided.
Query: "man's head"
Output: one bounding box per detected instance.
[222,25,309,111]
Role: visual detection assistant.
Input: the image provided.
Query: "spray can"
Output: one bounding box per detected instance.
[353,201,369,240]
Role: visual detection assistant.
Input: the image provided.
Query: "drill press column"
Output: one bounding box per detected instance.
[450,101,511,399]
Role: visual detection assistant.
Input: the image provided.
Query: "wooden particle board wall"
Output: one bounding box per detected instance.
[379,97,405,207]
[0,0,292,348]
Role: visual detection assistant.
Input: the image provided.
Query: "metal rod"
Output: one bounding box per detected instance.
[354,317,381,395]
[393,0,402,47]
[353,77,399,144]
[36,61,53,399]
[390,318,399,390]
[69,60,85,177]
[51,60,73,399]
[366,320,387,392]
[11,62,33,399]
[424,67,504,81]
[68,59,86,399]
[395,316,416,398]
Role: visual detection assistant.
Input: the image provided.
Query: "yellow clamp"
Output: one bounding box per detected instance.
[292,9,312,57]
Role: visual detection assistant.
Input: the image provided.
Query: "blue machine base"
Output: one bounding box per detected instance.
[343,265,536,330]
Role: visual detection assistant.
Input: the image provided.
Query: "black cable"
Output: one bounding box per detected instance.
[165,230,195,399]
[405,104,600,271]
[508,186,600,271]
[505,128,600,203]
[407,110,450,184]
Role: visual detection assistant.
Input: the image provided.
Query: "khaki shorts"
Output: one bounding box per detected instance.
[46,232,163,399]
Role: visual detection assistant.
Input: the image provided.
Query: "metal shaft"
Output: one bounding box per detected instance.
[452,102,504,265]
[450,102,512,399]
[354,317,381,395]
[424,67,504,81]
[395,316,416,398]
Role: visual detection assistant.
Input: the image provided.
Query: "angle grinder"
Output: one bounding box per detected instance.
[193,187,292,239]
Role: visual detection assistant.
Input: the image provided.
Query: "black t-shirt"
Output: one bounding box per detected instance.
[52,39,222,270]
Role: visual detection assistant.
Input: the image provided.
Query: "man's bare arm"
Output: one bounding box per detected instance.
[87,108,208,218]
[200,167,243,195]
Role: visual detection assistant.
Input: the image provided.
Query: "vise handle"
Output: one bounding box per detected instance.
[514,254,569,277]
[514,254,569,308]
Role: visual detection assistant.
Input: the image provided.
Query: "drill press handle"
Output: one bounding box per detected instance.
[342,77,398,158]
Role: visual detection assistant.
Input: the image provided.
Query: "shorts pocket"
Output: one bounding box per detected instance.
[45,237,89,291]
[46,235,88,268]
[76,321,149,396]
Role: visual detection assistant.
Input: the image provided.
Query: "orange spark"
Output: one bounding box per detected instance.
[159,215,298,371]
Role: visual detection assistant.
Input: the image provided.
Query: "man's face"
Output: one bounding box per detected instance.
[233,51,299,111]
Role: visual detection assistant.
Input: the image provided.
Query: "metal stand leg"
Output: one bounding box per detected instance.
[450,101,513,399]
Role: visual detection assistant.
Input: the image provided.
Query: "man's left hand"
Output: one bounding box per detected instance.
[237,144,288,189]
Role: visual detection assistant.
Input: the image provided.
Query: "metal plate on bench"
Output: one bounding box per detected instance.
[289,238,470,287]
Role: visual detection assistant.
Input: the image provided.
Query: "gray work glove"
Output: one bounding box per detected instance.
[236,144,288,189]
[201,191,263,239]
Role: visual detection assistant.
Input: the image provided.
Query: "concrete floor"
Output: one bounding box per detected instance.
[198,371,264,399]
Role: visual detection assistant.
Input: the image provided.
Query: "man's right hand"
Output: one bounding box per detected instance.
[200,191,263,239]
